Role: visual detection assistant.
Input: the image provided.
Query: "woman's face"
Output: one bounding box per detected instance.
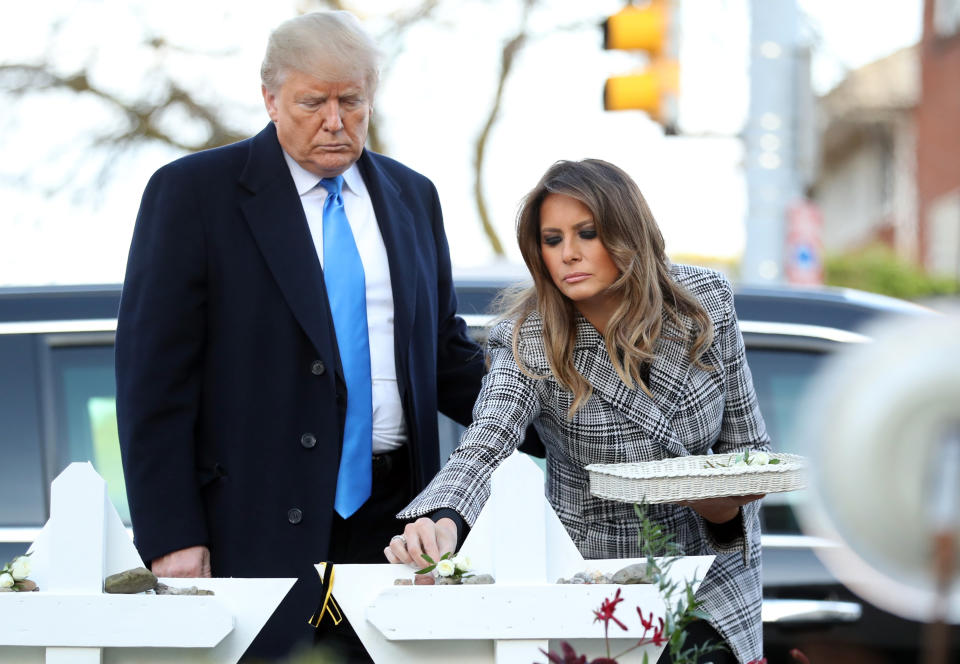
[538,193,621,325]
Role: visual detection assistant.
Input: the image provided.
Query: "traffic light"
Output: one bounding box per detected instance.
[602,1,678,132]
[603,1,668,54]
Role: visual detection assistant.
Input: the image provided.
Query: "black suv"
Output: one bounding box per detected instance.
[0,279,949,662]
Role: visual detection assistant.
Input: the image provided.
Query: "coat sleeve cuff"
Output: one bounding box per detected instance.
[430,508,470,550]
[704,511,743,545]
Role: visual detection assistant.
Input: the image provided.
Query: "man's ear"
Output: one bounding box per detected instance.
[262,85,279,122]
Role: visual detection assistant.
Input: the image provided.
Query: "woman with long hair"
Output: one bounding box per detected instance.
[385,159,769,663]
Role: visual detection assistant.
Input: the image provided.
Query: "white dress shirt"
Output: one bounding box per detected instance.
[282,151,407,453]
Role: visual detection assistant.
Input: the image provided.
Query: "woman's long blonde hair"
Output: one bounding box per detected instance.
[504,159,714,417]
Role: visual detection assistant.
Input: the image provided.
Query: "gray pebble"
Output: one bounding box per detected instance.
[104,567,158,594]
[611,563,654,585]
[155,582,214,595]
[462,574,495,585]
[435,576,461,585]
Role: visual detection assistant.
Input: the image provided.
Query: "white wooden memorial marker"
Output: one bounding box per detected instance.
[0,462,295,664]
[329,452,714,663]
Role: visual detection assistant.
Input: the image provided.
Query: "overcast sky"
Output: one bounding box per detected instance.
[0,0,923,286]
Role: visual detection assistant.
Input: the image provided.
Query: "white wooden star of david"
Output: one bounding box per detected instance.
[328,452,714,663]
[0,463,295,664]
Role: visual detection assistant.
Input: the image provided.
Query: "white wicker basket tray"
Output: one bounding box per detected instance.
[586,452,808,504]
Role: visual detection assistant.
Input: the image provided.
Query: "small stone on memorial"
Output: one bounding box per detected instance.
[435,576,460,585]
[104,567,158,594]
[462,574,495,585]
[14,580,38,592]
[155,582,214,595]
[611,562,653,585]
[0,587,11,592]
[394,578,413,585]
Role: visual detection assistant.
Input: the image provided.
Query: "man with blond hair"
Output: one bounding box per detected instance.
[117,11,485,660]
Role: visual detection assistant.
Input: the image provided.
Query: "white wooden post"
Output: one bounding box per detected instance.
[331,453,714,663]
[491,452,548,662]
[0,463,295,664]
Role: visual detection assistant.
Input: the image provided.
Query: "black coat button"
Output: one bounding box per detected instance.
[287,508,303,524]
[300,433,317,449]
[311,360,326,376]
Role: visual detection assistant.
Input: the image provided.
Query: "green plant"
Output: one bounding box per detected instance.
[541,503,728,664]
[825,245,960,300]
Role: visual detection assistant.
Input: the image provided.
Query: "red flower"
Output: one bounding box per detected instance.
[593,588,628,631]
[637,608,655,631]
[651,617,667,646]
[542,641,587,664]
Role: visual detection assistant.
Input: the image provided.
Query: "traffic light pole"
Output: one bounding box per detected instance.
[742,0,805,284]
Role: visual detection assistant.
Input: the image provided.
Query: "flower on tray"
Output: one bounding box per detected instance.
[0,553,36,592]
[707,449,780,469]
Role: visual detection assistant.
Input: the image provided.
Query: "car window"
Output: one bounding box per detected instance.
[27,327,833,535]
[48,344,129,523]
[744,345,828,535]
[745,347,827,455]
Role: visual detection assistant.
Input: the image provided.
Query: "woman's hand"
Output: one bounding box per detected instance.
[383,517,458,570]
[678,494,764,524]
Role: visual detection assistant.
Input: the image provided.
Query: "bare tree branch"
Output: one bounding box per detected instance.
[472,0,540,257]
[0,63,248,153]
[1,0,594,258]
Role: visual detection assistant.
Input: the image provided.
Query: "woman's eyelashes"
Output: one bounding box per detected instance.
[541,228,598,246]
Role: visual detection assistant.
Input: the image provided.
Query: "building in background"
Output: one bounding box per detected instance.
[917,0,960,280]
[811,46,919,262]
[812,0,960,282]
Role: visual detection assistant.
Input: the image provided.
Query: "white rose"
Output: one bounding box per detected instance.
[10,556,30,581]
[452,553,472,572]
[435,559,456,577]
[749,451,771,466]
[0,573,13,589]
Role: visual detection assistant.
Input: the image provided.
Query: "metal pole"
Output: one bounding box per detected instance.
[743,0,804,284]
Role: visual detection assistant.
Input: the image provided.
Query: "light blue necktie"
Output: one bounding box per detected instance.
[320,176,372,518]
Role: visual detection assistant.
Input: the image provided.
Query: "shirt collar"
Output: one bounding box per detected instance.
[280,149,364,198]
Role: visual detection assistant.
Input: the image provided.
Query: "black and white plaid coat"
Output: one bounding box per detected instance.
[399,264,770,663]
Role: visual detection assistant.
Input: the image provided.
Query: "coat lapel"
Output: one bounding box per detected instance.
[238,123,340,366]
[573,312,693,458]
[356,151,418,385]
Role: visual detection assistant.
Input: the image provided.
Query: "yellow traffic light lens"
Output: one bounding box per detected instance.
[603,73,661,117]
[603,4,668,55]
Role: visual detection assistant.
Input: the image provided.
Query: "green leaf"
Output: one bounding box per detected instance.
[769,458,781,464]
[689,609,712,621]
[415,564,437,575]
[420,553,436,565]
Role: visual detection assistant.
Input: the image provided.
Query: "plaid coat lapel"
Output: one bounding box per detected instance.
[573,313,693,458]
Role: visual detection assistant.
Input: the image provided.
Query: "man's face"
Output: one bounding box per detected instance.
[262,69,372,178]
